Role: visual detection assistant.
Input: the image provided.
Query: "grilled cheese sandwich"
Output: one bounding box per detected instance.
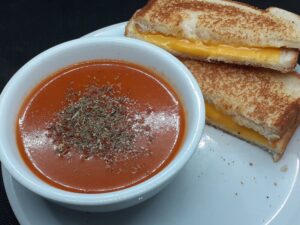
[205,101,273,149]
[181,59,300,161]
[126,0,300,72]
[132,27,283,68]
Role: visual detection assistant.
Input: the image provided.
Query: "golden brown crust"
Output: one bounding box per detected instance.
[272,121,300,161]
[206,117,300,162]
[222,0,261,11]
[130,0,300,49]
[182,59,300,161]
[135,0,157,17]
[181,59,300,139]
[125,20,299,72]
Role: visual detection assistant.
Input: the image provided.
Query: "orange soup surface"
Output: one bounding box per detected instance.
[17,60,185,193]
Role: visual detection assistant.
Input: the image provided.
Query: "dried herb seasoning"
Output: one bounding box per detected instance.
[46,84,153,165]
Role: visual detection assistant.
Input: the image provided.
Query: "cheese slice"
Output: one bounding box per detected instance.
[133,29,281,149]
[136,32,282,65]
[205,101,276,148]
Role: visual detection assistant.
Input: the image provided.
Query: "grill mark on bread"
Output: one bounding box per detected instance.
[181,59,300,137]
[136,0,284,32]
[135,0,156,17]
[132,0,300,49]
[125,20,298,72]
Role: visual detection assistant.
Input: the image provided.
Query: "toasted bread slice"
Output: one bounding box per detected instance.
[126,21,299,73]
[128,0,300,49]
[125,0,300,72]
[181,59,300,161]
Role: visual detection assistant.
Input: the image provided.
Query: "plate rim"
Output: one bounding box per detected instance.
[2,166,32,225]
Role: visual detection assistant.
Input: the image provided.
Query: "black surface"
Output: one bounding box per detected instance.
[0,1,299,224]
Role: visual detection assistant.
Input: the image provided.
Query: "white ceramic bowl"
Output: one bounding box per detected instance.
[0,37,205,212]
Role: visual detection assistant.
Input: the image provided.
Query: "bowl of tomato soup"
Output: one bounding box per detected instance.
[0,37,205,212]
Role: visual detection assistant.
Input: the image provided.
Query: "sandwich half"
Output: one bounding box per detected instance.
[181,59,300,161]
[126,0,300,73]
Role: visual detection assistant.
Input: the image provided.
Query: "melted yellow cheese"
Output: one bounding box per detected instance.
[137,33,281,65]
[134,30,279,147]
[205,101,275,148]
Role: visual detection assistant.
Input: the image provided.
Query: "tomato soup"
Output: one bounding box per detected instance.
[17,60,185,193]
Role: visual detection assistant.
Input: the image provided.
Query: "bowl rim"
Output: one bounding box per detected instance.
[0,36,205,206]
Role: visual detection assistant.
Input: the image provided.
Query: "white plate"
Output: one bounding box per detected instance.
[3,22,300,225]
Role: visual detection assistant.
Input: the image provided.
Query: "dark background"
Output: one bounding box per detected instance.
[0,0,299,224]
